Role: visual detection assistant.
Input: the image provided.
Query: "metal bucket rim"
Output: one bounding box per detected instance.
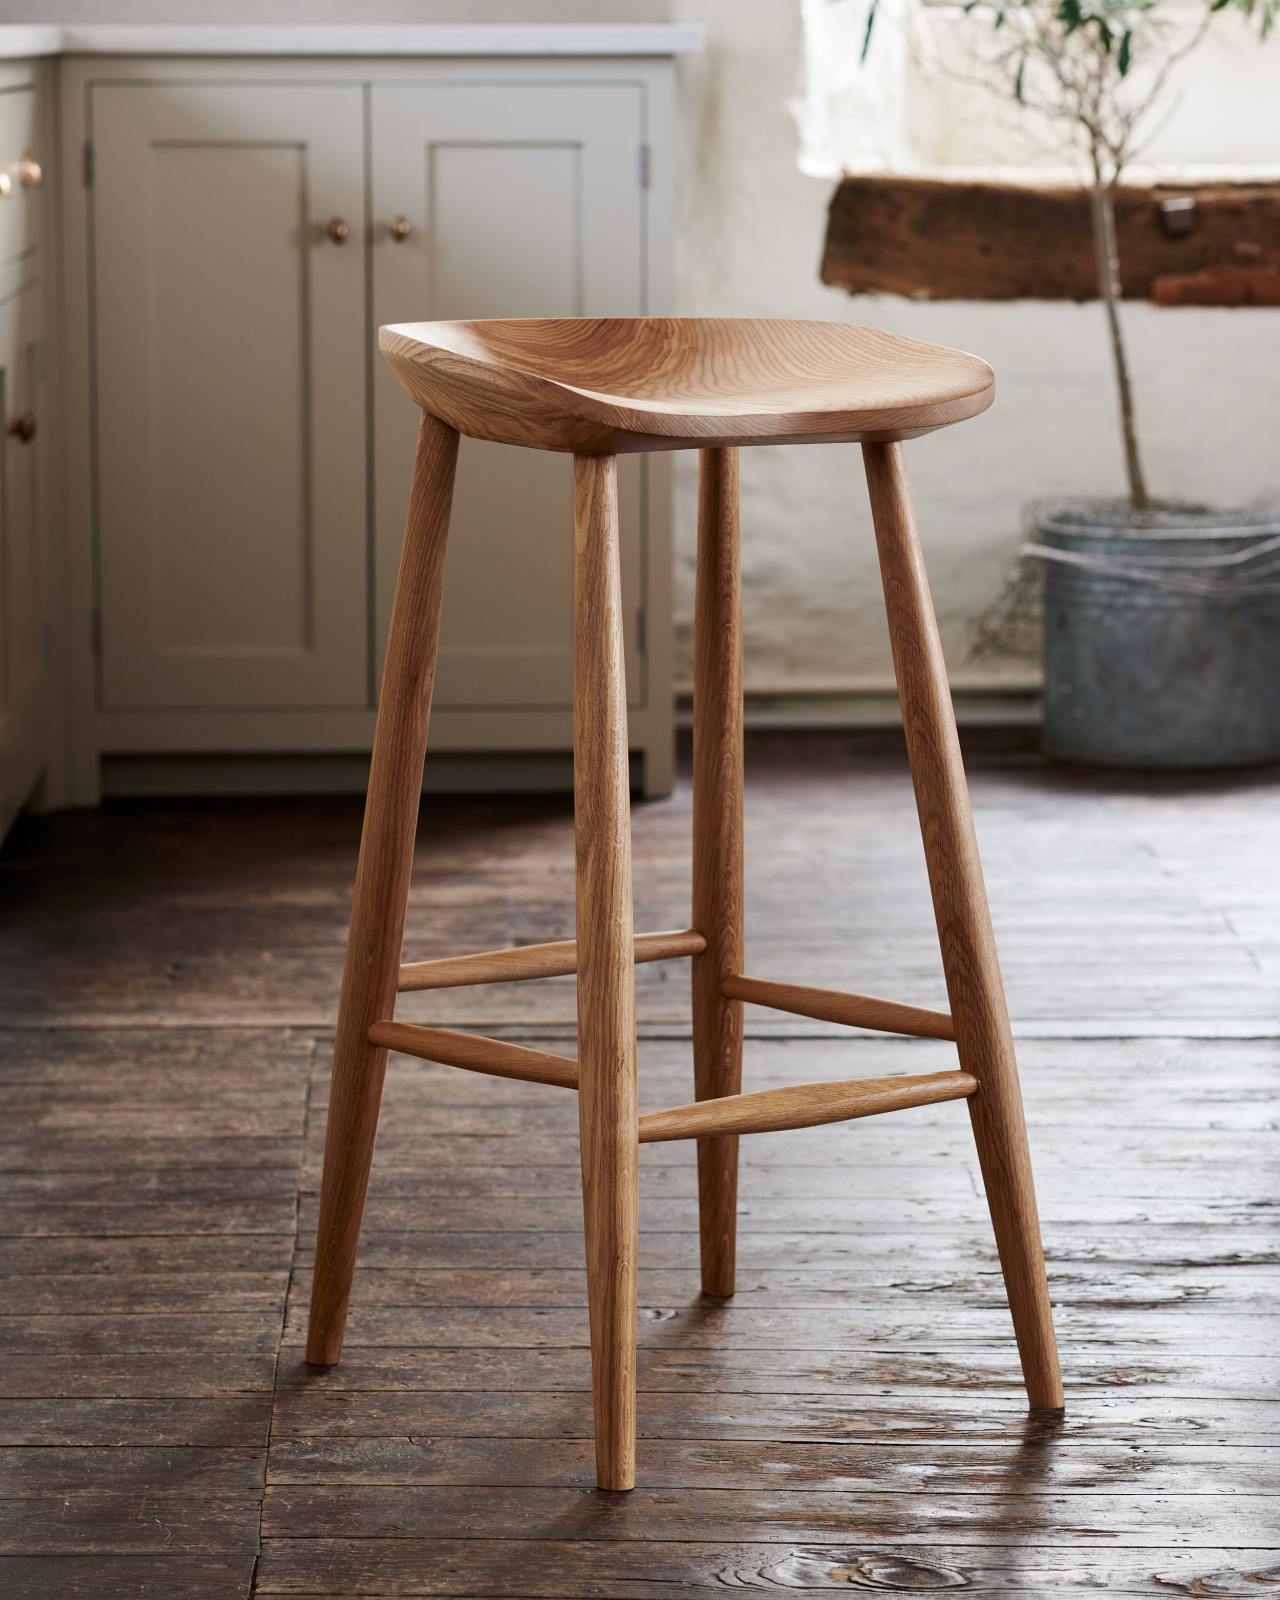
[1032,497,1280,545]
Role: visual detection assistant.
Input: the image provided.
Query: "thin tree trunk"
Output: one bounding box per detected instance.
[1089,147,1149,510]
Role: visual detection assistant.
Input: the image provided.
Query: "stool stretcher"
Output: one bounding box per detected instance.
[638,1070,978,1143]
[723,973,954,1040]
[398,928,705,992]
[368,1021,579,1089]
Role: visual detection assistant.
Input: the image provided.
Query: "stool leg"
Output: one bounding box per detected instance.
[862,440,1064,1412]
[572,453,639,1491]
[306,412,459,1367]
[691,447,745,1297]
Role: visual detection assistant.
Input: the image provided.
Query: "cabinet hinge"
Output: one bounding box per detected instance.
[638,143,651,191]
[635,605,647,654]
[90,608,102,657]
[83,141,94,188]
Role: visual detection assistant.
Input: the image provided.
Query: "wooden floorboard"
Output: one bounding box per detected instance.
[1,732,1277,1596]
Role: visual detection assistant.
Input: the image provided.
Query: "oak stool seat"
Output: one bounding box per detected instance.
[307,315,1063,1494]
[380,316,995,453]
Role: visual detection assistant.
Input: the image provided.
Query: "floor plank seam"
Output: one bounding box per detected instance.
[250,1035,319,1600]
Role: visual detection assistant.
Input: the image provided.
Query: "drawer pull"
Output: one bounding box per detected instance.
[389,215,411,242]
[327,215,350,244]
[17,150,41,189]
[7,411,36,444]
[0,174,10,200]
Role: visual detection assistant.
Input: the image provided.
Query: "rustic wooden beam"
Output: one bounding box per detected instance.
[821,175,1280,306]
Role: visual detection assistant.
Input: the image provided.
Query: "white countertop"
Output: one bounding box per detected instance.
[0,23,703,61]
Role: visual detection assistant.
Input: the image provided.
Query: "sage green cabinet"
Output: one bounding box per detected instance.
[64,55,676,801]
[91,84,368,710]
[0,283,50,839]
[0,62,54,844]
[371,81,648,712]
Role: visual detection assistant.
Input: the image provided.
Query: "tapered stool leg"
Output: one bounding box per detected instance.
[572,454,640,1490]
[306,412,460,1367]
[863,440,1064,1411]
[691,447,745,1297]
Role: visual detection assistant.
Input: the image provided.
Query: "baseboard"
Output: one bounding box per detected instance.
[676,690,1043,730]
[100,750,613,798]
[99,697,1041,798]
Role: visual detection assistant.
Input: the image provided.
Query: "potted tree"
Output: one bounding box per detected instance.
[867,0,1280,765]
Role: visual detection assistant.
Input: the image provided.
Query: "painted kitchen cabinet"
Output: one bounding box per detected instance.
[91,84,368,710]
[0,284,51,839]
[0,60,55,843]
[60,52,677,802]
[371,83,647,711]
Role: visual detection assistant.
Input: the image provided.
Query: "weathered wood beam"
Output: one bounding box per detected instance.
[637,1071,978,1143]
[821,175,1280,306]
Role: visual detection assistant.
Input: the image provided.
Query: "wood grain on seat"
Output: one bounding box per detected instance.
[379,317,994,454]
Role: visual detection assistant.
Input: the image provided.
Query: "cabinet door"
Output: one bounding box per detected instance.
[371,82,646,711]
[91,84,367,710]
[0,285,50,835]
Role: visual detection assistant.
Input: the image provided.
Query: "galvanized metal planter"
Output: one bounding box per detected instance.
[1033,499,1280,768]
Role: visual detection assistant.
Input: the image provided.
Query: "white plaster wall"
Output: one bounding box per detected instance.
[16,0,1280,696]
[669,1,1280,695]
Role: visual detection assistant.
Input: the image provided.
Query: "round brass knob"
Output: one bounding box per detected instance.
[7,410,36,443]
[389,215,411,242]
[0,174,10,200]
[327,215,350,243]
[17,150,41,189]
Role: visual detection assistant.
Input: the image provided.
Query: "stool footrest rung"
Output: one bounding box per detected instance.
[722,974,954,1041]
[369,1021,579,1089]
[399,928,706,993]
[637,1070,976,1144]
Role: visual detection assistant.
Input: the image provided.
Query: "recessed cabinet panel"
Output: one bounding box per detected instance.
[372,83,646,711]
[147,144,310,657]
[431,143,583,317]
[92,85,367,709]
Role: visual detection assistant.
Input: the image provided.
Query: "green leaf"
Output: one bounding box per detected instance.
[859,0,879,63]
[1117,27,1132,72]
[1231,0,1279,35]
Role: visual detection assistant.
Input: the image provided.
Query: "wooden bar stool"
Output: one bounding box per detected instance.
[305,318,1064,1491]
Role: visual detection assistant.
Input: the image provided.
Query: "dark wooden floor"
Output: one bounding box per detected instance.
[1,731,1278,1598]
